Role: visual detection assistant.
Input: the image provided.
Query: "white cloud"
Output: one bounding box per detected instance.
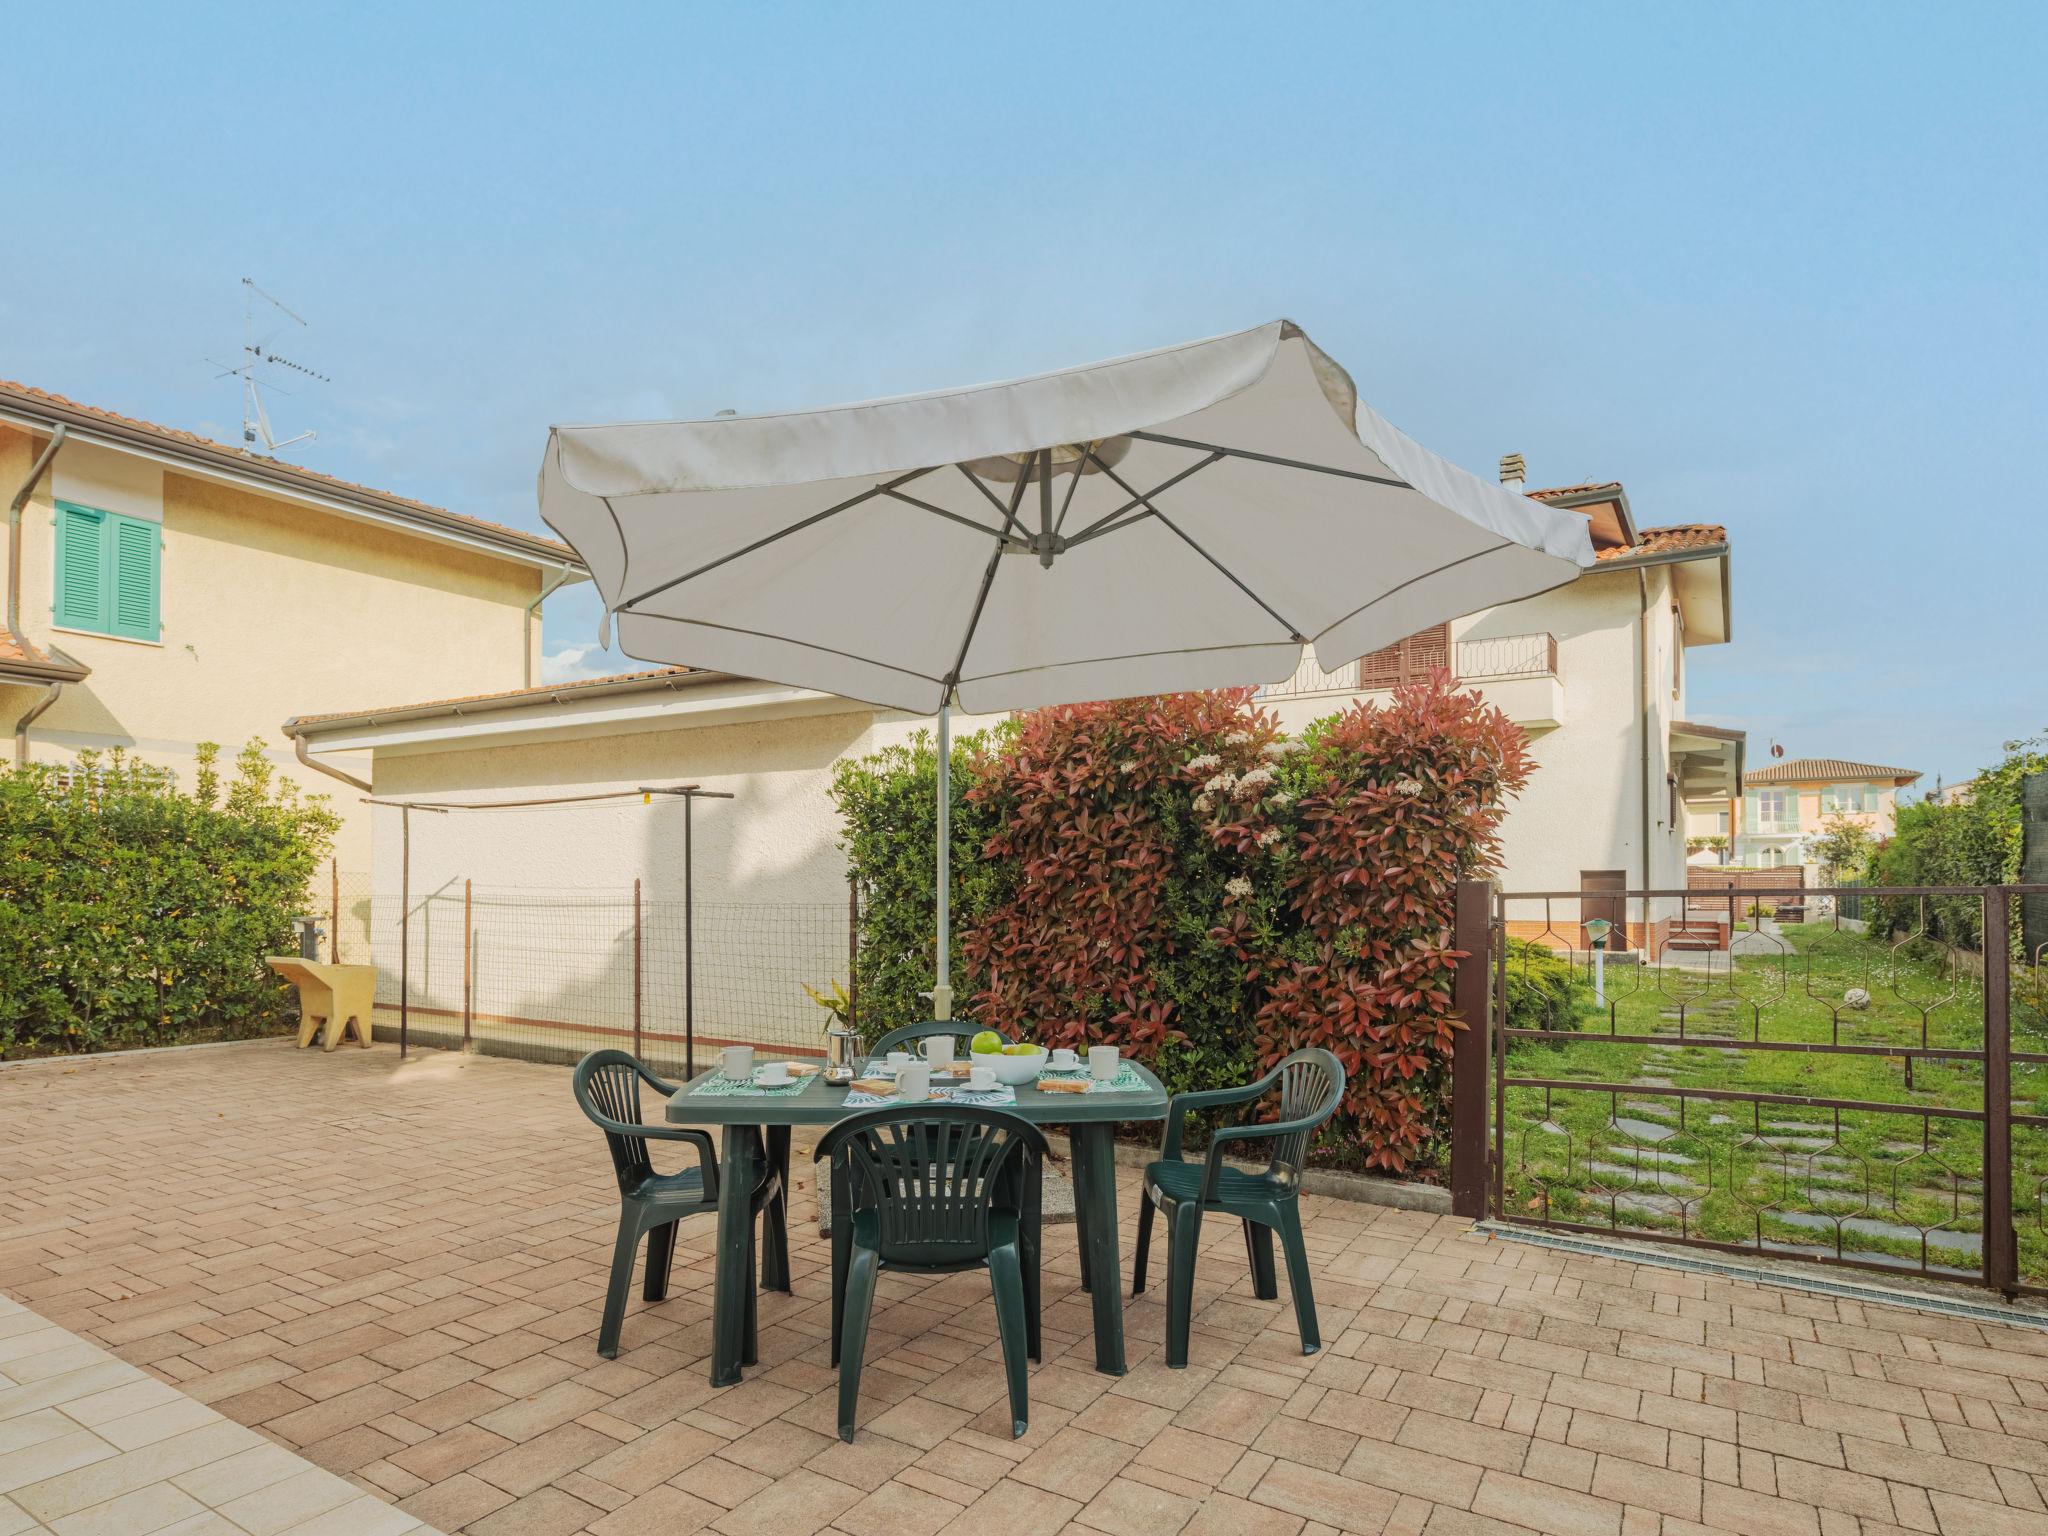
[540,642,623,684]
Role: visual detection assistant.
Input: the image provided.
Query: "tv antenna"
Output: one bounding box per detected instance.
[210,278,329,454]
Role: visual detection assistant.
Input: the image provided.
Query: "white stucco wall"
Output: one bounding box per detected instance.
[352,700,1005,1059]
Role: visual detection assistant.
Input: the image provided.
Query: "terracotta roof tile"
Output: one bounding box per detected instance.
[1746,756,1921,786]
[1528,482,1624,501]
[1594,523,1727,562]
[0,378,574,561]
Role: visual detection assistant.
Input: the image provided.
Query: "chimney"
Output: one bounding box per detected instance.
[1498,453,1526,492]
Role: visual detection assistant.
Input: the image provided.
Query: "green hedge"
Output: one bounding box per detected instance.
[0,742,338,1054]
[829,724,1013,1033]
[1501,938,1593,1034]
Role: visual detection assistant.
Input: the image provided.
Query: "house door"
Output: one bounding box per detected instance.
[1580,869,1628,953]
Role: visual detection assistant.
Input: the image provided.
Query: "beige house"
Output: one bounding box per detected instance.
[0,379,584,866]
[1727,756,1920,872]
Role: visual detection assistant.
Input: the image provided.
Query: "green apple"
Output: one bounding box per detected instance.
[970,1030,1004,1055]
[1002,1042,1039,1056]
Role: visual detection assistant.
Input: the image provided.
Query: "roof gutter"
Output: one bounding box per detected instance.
[0,393,579,571]
[282,669,724,739]
[8,423,66,641]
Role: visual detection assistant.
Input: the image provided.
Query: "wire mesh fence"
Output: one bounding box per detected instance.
[328,870,851,1077]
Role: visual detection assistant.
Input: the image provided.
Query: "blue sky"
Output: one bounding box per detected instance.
[6,2,2040,792]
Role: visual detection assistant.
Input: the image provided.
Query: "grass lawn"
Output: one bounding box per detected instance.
[1499,919,2048,1284]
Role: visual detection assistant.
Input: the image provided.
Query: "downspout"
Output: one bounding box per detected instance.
[9,426,70,769]
[8,424,66,640]
[292,732,373,794]
[13,681,62,768]
[1638,569,1654,914]
[523,565,573,688]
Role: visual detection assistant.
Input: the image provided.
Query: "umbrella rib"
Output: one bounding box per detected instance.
[942,536,1008,709]
[615,466,934,612]
[1082,450,1309,644]
[1310,541,1513,644]
[955,464,1033,543]
[882,488,1030,550]
[960,640,1300,688]
[1051,451,1086,536]
[1127,430,1411,489]
[1065,452,1223,545]
[623,610,947,685]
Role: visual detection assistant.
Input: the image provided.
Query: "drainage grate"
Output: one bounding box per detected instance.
[1479,1220,2048,1334]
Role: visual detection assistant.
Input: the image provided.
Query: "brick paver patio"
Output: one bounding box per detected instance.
[6,1039,2048,1535]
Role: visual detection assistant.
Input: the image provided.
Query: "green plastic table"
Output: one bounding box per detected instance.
[665,1060,1169,1387]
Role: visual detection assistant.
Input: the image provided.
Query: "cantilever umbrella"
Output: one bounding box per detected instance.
[538,319,1595,1016]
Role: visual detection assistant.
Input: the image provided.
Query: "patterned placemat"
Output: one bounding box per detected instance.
[689,1071,813,1098]
[1038,1062,1148,1094]
[842,1084,1018,1109]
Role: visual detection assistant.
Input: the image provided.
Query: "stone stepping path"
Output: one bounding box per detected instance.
[1769,1209,1984,1257]
[1588,1162,1705,1197]
[1610,1116,1677,1143]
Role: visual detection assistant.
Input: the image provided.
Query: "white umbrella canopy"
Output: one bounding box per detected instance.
[538,320,1594,717]
[537,319,1596,1017]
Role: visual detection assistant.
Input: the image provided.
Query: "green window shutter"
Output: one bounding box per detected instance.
[110,516,160,641]
[54,504,108,631]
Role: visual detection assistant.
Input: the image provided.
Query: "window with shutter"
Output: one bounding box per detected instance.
[54,504,106,631]
[1357,623,1451,689]
[110,517,159,641]
[53,501,160,642]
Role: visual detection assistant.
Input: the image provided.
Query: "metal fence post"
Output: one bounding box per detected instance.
[847,878,860,1038]
[399,805,410,1059]
[330,859,340,963]
[633,877,643,1059]
[1450,878,1492,1219]
[462,878,473,1046]
[684,795,695,1078]
[1985,888,2016,1294]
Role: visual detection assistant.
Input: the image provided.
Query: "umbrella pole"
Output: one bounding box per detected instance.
[933,702,952,1020]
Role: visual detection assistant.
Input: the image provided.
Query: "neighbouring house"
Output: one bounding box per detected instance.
[1719,756,1921,874]
[0,380,585,865]
[1258,467,1739,955]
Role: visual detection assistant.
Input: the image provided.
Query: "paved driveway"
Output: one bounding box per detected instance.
[5,1039,2048,1536]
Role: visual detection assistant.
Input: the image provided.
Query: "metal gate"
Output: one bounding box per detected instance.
[1453,880,2048,1296]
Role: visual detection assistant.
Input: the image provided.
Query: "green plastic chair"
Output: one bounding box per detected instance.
[865,1018,1007,1058]
[815,1106,1046,1442]
[1132,1048,1346,1368]
[572,1049,782,1361]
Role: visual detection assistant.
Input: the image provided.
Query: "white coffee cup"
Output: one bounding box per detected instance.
[896,1063,932,1100]
[968,1064,996,1091]
[887,1051,913,1074]
[1089,1045,1120,1082]
[722,1045,755,1080]
[922,1035,955,1068]
[756,1061,791,1087]
[1050,1047,1080,1069]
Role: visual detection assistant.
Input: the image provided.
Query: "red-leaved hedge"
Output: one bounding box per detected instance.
[959,674,1530,1173]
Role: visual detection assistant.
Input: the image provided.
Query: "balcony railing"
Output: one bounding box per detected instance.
[1258,631,1558,701]
[1746,818,1803,836]
[1453,632,1559,683]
